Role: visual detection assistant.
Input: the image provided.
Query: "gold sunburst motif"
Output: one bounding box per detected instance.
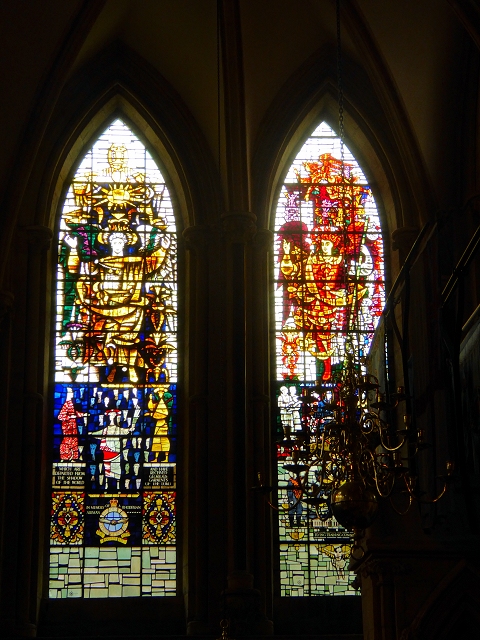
[105,184,136,210]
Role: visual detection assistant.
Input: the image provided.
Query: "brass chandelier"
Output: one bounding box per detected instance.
[257,353,453,553]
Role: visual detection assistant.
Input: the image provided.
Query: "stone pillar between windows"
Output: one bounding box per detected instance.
[0,290,15,635]
[222,211,256,575]
[219,212,272,636]
[391,226,420,265]
[357,557,405,640]
[249,228,274,621]
[14,225,52,636]
[183,225,211,635]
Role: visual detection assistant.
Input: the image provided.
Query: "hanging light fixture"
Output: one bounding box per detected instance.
[255,0,452,554]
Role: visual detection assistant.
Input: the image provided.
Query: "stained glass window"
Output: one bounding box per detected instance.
[274,122,384,596]
[49,120,177,598]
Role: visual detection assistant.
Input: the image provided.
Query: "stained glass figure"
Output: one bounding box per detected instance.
[274,122,385,595]
[49,120,177,598]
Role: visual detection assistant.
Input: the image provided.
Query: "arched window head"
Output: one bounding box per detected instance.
[273,122,385,596]
[49,119,177,598]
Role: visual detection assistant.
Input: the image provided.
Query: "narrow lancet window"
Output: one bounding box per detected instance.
[274,122,385,596]
[49,120,177,598]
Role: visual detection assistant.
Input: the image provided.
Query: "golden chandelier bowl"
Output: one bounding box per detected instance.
[331,480,379,530]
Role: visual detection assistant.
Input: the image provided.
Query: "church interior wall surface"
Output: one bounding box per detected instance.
[0,1,480,638]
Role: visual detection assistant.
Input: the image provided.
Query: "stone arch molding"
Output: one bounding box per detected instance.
[266,89,395,238]
[251,39,434,274]
[29,43,221,239]
[254,80,396,296]
[45,98,191,234]
[1,44,220,619]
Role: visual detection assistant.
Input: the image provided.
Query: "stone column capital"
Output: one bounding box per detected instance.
[360,557,407,584]
[391,226,419,253]
[189,394,209,406]
[24,391,44,405]
[23,225,53,251]
[221,211,257,244]
[254,228,274,251]
[183,224,210,251]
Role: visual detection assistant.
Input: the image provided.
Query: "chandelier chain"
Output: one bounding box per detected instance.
[336,0,345,163]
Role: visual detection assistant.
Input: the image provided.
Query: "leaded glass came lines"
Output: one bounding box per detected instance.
[274,122,385,596]
[49,120,177,598]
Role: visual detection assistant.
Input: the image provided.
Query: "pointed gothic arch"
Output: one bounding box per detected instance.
[8,49,219,628]
[49,118,180,599]
[271,120,385,597]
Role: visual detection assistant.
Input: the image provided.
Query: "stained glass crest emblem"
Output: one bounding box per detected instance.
[274,122,385,595]
[49,120,177,598]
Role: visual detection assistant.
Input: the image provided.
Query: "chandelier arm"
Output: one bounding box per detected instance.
[314,425,335,487]
[372,454,396,498]
[333,449,349,484]
[404,476,447,504]
[409,445,420,457]
[389,493,413,516]
[377,433,407,452]
[350,544,365,561]
[318,429,328,465]
[314,505,333,521]
[314,461,327,488]
[374,476,395,499]
[266,500,281,512]
[357,449,373,480]
[316,513,333,523]
[359,413,376,434]
[401,472,420,500]
[358,448,374,483]
[350,527,366,560]
[254,478,303,512]
[276,494,304,512]
[417,479,448,504]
